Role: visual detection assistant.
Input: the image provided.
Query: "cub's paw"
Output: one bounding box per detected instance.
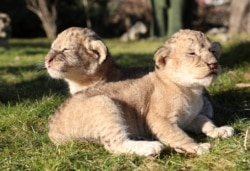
[175,142,211,155]
[195,143,211,155]
[121,140,164,156]
[133,141,164,156]
[207,126,234,138]
[112,140,164,156]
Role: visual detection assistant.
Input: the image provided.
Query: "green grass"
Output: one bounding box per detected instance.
[0,36,249,170]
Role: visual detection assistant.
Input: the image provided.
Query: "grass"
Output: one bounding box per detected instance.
[0,35,249,170]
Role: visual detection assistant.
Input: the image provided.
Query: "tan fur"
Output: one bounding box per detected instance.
[48,30,234,156]
[45,27,221,119]
[45,27,148,94]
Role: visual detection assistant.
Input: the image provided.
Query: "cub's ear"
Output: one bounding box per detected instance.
[89,40,108,64]
[211,42,222,59]
[153,46,170,69]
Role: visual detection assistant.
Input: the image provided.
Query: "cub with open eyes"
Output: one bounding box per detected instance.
[45,27,219,118]
[48,30,234,156]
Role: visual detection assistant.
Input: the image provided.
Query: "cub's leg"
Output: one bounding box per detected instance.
[48,95,163,156]
[186,115,234,138]
[148,115,211,155]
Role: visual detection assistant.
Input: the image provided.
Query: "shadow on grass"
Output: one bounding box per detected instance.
[7,39,51,56]
[0,65,68,104]
[212,41,250,126]
[212,88,250,125]
[220,41,250,68]
[10,40,51,49]
[0,65,39,75]
[114,53,155,68]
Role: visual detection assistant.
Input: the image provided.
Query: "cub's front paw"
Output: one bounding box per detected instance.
[119,140,164,156]
[174,142,211,155]
[134,141,164,156]
[195,143,211,155]
[207,126,234,138]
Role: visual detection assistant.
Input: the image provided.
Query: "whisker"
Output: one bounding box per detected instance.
[36,61,47,71]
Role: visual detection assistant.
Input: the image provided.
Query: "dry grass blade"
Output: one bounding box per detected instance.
[244,129,249,151]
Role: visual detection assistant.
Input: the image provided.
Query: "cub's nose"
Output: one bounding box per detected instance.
[207,62,218,70]
[46,56,54,66]
[45,50,56,67]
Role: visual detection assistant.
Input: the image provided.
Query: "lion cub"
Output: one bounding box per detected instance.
[45,27,220,118]
[48,30,234,156]
[45,27,148,95]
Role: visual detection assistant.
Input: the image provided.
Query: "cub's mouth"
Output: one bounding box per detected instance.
[206,70,219,78]
[206,62,220,76]
[210,70,219,75]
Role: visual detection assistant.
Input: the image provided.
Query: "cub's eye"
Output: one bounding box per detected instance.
[62,48,71,52]
[188,52,196,56]
[61,48,76,53]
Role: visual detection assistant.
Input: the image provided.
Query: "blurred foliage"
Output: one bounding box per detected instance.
[0,0,152,38]
[1,0,109,38]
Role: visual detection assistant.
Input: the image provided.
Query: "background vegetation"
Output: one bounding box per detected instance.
[1,0,140,38]
[2,0,244,39]
[0,33,249,170]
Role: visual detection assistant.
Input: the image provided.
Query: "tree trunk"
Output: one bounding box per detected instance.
[150,0,166,37]
[167,0,184,37]
[150,0,184,37]
[82,0,92,28]
[229,0,250,34]
[27,0,57,39]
